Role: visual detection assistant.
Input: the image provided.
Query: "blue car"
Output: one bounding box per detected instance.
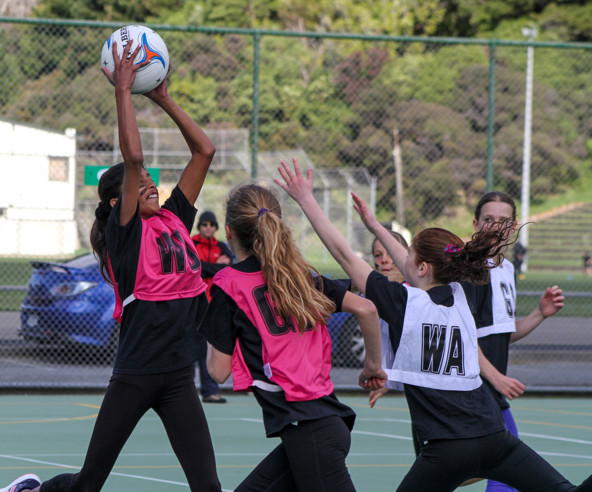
[19,253,119,362]
[19,254,362,366]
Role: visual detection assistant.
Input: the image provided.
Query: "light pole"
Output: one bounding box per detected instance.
[519,27,536,273]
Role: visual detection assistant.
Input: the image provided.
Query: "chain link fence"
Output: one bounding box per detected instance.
[0,18,591,390]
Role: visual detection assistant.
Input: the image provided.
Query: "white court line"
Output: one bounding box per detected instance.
[238,417,413,442]
[237,416,592,449]
[351,417,412,424]
[0,454,232,491]
[350,429,592,449]
[538,451,592,460]
[381,418,412,424]
[352,430,413,441]
[520,432,592,446]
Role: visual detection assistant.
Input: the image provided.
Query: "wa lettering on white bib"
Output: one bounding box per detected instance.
[384,282,482,391]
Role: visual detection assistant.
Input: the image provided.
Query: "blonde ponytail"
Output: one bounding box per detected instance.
[226,184,335,333]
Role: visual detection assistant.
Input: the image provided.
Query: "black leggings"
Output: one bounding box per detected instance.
[236,415,355,492]
[397,430,592,492]
[40,366,221,492]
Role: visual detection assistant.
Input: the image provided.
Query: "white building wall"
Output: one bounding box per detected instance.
[0,121,78,256]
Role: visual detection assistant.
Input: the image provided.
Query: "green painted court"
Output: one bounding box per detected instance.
[1,392,591,491]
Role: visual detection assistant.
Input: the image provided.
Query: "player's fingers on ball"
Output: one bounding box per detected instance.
[122,41,133,57]
[135,59,151,70]
[132,44,144,59]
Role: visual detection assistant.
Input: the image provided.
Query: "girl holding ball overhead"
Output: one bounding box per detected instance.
[0,39,221,492]
[276,158,592,492]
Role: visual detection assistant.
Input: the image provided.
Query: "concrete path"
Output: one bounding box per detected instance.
[1,312,590,391]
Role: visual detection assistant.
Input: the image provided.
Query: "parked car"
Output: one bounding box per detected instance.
[19,253,119,363]
[19,254,364,367]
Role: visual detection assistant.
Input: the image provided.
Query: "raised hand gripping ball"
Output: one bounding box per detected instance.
[101,25,169,94]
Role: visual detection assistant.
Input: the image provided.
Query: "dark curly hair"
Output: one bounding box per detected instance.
[89,163,124,284]
[411,220,516,285]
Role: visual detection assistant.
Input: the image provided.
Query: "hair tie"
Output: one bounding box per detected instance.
[258,208,269,217]
[444,243,463,253]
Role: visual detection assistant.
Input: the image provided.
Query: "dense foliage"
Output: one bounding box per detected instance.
[2,0,592,228]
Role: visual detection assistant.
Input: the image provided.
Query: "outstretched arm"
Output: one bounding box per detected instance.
[511,286,564,343]
[102,41,149,226]
[275,159,373,295]
[143,82,215,205]
[351,192,409,277]
[341,292,387,390]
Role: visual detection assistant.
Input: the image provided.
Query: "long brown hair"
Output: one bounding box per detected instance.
[412,221,515,285]
[225,184,335,333]
[89,163,125,284]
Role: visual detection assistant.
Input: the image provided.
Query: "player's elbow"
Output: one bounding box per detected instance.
[201,142,216,161]
[125,152,144,168]
[206,346,232,383]
[208,368,230,384]
[353,297,378,321]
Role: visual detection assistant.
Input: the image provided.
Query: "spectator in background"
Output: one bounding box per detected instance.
[192,211,232,403]
[512,240,526,277]
[582,251,591,277]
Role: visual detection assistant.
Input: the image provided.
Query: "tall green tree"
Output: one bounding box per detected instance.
[33,0,184,22]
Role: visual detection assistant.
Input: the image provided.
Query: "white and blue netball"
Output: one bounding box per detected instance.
[101,25,169,94]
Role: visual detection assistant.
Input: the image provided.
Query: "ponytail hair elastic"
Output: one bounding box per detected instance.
[258,208,269,217]
[444,243,463,253]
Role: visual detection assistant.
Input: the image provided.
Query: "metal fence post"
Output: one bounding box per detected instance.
[250,31,261,179]
[486,42,496,192]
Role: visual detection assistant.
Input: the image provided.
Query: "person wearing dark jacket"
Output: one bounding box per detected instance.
[191,211,232,403]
